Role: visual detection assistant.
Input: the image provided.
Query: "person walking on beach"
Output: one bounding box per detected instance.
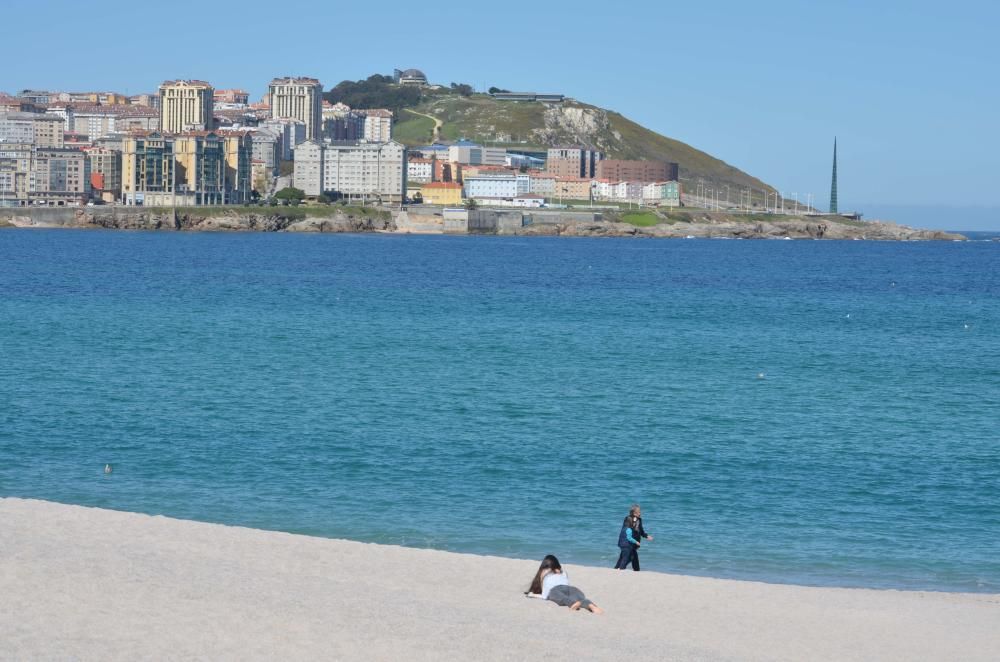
[614,504,652,571]
[525,555,604,614]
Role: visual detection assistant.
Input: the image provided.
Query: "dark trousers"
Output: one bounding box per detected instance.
[614,545,640,570]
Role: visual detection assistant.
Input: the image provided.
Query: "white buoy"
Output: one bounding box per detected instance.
[964,324,970,330]
[757,372,766,380]
[104,464,113,474]
[846,314,851,319]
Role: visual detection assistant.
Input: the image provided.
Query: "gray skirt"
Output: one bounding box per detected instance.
[547,584,593,609]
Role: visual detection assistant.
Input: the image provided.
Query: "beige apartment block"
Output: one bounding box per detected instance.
[32,115,66,148]
[362,109,393,142]
[0,143,32,206]
[554,177,594,200]
[31,148,90,206]
[268,77,323,141]
[546,147,603,179]
[216,130,253,204]
[159,80,215,133]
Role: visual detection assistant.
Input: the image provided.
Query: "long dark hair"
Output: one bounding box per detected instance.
[527,554,562,594]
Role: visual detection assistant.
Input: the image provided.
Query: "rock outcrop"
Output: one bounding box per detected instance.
[0,207,963,241]
[0,208,395,233]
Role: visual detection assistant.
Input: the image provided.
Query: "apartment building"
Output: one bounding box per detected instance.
[407,157,434,183]
[464,173,519,199]
[362,109,393,142]
[251,129,280,175]
[0,113,36,144]
[217,130,254,204]
[268,77,323,141]
[31,147,91,206]
[159,80,215,133]
[67,106,160,141]
[214,89,249,106]
[293,140,407,202]
[448,142,506,166]
[323,111,364,141]
[528,173,557,196]
[546,147,603,178]
[86,147,122,203]
[553,177,593,200]
[122,131,246,206]
[261,118,306,161]
[0,143,32,206]
[419,181,463,206]
[641,181,681,206]
[595,160,678,183]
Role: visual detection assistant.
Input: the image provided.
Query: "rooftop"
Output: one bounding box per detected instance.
[269,77,322,86]
[159,80,213,89]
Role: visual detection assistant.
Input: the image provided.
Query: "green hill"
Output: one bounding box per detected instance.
[393,92,776,198]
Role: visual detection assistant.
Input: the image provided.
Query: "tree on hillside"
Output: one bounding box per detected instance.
[274,187,305,202]
[324,75,422,116]
[488,87,510,94]
[450,82,474,97]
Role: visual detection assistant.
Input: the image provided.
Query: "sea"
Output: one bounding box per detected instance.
[1,229,997,593]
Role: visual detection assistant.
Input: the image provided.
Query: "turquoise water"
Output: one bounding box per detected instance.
[1,229,998,592]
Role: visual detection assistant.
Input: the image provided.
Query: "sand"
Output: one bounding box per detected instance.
[1,498,998,661]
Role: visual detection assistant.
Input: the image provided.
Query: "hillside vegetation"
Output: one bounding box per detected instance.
[322,75,774,195]
[393,93,776,197]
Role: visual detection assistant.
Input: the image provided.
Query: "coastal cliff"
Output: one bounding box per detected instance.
[0,207,963,240]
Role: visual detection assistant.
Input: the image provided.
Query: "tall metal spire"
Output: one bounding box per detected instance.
[829,137,838,214]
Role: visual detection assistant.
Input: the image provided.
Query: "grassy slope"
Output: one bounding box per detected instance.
[394,112,436,144]
[394,93,776,196]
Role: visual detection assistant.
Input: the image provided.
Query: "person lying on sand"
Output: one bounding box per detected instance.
[525,554,603,614]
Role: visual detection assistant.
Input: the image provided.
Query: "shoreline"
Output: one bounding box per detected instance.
[3,496,990,596]
[2,498,998,660]
[0,206,966,240]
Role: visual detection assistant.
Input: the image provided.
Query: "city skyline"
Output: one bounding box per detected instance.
[3,0,998,229]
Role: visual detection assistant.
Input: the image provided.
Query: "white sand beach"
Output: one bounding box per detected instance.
[1,498,998,661]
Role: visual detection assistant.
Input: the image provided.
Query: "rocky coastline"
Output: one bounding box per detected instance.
[0,207,965,241]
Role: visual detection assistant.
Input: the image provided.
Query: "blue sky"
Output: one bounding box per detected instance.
[4,0,998,229]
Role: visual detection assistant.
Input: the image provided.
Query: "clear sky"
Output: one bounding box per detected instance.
[4,0,998,229]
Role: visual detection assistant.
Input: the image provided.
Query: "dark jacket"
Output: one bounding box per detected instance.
[617,515,649,548]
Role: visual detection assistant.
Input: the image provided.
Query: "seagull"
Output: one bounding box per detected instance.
[964,324,970,330]
[104,464,113,474]
[757,372,766,380]
[845,314,851,319]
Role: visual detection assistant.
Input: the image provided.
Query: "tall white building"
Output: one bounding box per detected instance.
[268,77,323,141]
[362,109,393,142]
[158,80,214,133]
[294,140,407,203]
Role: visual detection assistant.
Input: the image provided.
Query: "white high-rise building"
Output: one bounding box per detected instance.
[294,140,406,203]
[158,80,214,133]
[268,77,323,141]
